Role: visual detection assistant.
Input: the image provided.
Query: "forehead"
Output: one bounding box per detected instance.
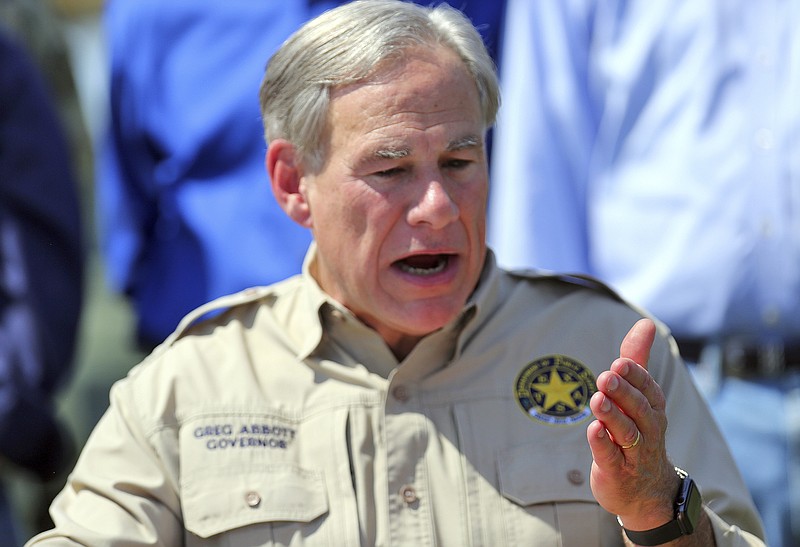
[326,47,483,148]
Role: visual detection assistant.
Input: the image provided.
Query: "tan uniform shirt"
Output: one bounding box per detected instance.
[29,249,765,546]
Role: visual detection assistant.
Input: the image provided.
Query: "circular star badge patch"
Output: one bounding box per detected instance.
[515,355,597,426]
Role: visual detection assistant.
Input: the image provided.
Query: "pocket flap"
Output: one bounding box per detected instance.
[497,441,595,507]
[183,464,328,538]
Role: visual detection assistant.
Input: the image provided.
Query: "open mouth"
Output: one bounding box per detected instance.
[394,254,451,276]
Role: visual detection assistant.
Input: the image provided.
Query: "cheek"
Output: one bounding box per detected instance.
[346,190,399,239]
[313,194,378,253]
[308,183,352,228]
[461,186,489,226]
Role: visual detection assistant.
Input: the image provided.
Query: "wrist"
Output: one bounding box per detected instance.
[617,468,703,546]
[617,473,680,531]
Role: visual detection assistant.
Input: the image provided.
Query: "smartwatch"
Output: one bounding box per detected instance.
[618,467,703,546]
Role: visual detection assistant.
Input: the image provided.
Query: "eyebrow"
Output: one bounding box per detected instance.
[447,134,482,151]
[375,147,410,160]
[372,134,482,160]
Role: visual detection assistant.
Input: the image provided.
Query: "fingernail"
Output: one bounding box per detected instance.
[618,362,629,376]
[600,395,612,413]
[607,375,619,391]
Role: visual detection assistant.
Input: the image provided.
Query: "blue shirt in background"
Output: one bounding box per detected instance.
[488,0,800,344]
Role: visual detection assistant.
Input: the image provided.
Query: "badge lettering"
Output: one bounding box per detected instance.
[190,421,297,450]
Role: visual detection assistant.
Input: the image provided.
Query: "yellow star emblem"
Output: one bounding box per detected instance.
[538,370,581,411]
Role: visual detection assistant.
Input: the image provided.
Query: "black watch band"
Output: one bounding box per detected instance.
[619,468,702,546]
[623,518,688,546]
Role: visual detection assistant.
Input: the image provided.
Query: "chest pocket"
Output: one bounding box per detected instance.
[183,464,328,542]
[497,441,621,547]
[178,405,358,546]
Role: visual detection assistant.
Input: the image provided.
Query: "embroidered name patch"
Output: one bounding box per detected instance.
[515,355,597,425]
[192,422,296,450]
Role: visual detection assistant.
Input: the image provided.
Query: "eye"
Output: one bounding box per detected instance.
[443,158,471,170]
[373,167,404,178]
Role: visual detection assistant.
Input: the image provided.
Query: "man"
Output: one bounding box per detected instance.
[98,0,504,351]
[28,1,764,545]
[487,2,799,545]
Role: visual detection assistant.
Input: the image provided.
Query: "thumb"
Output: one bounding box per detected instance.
[620,318,656,369]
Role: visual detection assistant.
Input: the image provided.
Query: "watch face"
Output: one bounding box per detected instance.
[677,477,702,534]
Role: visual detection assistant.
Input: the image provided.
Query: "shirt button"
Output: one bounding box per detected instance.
[330,309,345,321]
[567,469,585,485]
[392,385,410,402]
[245,491,261,508]
[400,485,418,504]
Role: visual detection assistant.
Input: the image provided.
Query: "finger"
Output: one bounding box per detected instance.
[586,419,642,516]
[589,389,641,449]
[610,358,666,413]
[595,366,663,448]
[620,318,656,369]
[586,419,625,464]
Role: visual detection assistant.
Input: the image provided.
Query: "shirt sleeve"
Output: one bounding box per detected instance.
[706,510,768,547]
[649,325,767,545]
[26,376,183,546]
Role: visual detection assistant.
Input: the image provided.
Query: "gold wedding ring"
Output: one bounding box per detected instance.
[620,430,641,450]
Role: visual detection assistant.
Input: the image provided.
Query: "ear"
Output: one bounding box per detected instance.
[266,139,312,227]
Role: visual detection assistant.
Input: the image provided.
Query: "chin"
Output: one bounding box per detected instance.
[404,302,464,333]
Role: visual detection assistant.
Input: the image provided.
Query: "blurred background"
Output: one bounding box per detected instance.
[1,0,146,540]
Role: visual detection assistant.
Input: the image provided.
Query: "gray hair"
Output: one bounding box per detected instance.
[259,0,500,172]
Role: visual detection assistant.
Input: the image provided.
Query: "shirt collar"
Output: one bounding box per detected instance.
[292,243,334,360]
[291,244,508,371]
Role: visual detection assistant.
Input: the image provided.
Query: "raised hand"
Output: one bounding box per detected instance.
[586,318,680,531]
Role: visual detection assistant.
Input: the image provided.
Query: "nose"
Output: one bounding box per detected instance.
[406,175,460,229]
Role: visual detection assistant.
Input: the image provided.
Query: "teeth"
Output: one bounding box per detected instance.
[398,257,448,275]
